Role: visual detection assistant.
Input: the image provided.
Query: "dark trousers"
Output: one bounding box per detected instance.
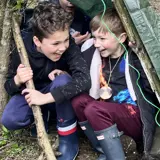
[72,93,143,142]
[1,74,76,130]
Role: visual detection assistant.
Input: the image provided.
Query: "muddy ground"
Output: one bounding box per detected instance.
[0,0,160,160]
[0,124,142,160]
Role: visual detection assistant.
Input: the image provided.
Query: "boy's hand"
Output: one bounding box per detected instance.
[22,89,55,107]
[48,69,67,81]
[72,31,91,45]
[14,64,33,86]
[128,41,139,53]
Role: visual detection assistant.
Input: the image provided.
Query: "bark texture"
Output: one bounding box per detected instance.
[0,0,12,119]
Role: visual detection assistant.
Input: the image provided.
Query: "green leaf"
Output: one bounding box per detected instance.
[2,125,9,134]
[15,0,24,10]
[0,139,7,147]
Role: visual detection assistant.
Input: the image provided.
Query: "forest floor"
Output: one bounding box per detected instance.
[0,124,142,160]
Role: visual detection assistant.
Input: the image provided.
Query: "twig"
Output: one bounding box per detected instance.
[0,142,15,151]
[38,135,61,160]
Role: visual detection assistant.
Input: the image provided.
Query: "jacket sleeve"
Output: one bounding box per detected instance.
[4,48,22,96]
[50,38,91,104]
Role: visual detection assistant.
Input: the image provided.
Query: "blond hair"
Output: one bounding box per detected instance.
[90,8,125,36]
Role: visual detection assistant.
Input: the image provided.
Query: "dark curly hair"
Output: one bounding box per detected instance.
[29,1,73,41]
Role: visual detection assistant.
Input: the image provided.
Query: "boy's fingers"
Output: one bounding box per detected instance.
[72,32,80,37]
[25,94,30,99]
[21,89,30,95]
[19,64,25,68]
[83,33,91,41]
[49,72,56,80]
[87,33,91,39]
[52,69,63,75]
[128,41,136,48]
[78,32,90,40]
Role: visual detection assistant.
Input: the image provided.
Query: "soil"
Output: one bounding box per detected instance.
[0,125,142,160]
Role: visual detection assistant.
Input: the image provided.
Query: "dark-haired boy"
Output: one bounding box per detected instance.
[1,2,91,160]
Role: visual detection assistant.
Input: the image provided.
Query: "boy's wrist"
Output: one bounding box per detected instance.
[44,93,55,104]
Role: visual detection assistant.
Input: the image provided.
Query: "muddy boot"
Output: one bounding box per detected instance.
[95,124,125,160]
[79,121,106,160]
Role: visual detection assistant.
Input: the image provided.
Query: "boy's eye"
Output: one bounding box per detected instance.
[65,38,69,42]
[100,38,106,40]
[52,43,59,46]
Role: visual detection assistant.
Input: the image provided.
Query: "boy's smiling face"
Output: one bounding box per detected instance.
[33,30,69,62]
[92,28,126,58]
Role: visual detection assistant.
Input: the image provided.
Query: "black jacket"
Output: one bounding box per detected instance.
[83,45,158,155]
[4,31,91,104]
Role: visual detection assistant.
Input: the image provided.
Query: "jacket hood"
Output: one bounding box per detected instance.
[22,31,46,58]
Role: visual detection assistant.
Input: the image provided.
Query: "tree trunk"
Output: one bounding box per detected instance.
[0,0,12,119]
[0,0,7,40]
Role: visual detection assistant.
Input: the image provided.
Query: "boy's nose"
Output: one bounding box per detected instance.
[59,44,67,52]
[94,40,101,48]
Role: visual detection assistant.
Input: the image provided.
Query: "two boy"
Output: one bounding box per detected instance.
[1,2,91,160]
[1,1,157,159]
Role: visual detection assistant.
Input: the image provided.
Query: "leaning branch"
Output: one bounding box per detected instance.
[12,14,56,160]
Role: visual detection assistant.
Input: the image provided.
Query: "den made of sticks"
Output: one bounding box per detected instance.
[0,0,160,160]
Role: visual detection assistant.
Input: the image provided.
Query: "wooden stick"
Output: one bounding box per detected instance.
[12,14,56,160]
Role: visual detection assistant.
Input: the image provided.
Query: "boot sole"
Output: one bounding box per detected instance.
[73,148,79,160]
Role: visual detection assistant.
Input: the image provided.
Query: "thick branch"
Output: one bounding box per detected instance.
[12,14,56,160]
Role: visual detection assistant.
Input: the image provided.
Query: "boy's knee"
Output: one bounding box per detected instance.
[72,93,93,109]
[1,114,16,130]
[84,101,98,119]
[72,94,87,110]
[50,74,72,90]
[1,115,33,130]
[1,109,33,130]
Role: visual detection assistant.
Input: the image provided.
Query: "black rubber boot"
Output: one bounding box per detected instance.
[95,124,125,160]
[79,121,106,160]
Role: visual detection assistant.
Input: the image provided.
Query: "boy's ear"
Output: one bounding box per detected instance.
[33,36,41,47]
[118,33,127,43]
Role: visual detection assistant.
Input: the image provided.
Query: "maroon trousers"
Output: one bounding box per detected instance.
[72,93,143,142]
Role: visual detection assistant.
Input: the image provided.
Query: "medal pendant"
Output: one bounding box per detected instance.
[99,86,112,100]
